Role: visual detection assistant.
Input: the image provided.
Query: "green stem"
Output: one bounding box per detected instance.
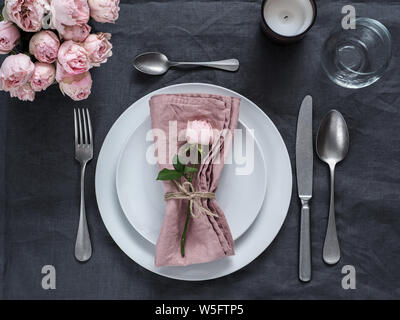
[180,171,194,257]
[180,202,191,257]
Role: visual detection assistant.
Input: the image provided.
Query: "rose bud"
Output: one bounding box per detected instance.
[30,62,56,92]
[58,40,91,75]
[0,21,20,54]
[88,0,120,23]
[50,0,90,33]
[59,71,92,101]
[0,53,34,91]
[186,120,214,145]
[55,61,69,83]
[10,83,35,101]
[83,33,112,67]
[4,0,47,32]
[60,24,91,42]
[29,30,60,63]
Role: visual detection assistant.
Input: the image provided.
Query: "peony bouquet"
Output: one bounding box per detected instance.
[0,0,119,101]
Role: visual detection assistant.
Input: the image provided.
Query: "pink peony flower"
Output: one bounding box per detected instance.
[30,62,55,92]
[59,71,93,101]
[50,0,90,32]
[55,61,69,83]
[186,120,214,145]
[4,0,47,32]
[83,32,112,67]
[10,82,35,101]
[88,0,120,23]
[60,24,91,42]
[0,53,34,91]
[0,21,20,54]
[57,40,91,75]
[29,30,60,63]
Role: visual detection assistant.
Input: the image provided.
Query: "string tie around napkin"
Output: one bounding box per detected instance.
[164,180,218,218]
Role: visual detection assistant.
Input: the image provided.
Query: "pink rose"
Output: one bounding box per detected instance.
[58,40,91,75]
[88,0,120,23]
[0,53,34,91]
[83,33,112,67]
[10,82,35,101]
[50,0,90,32]
[4,0,47,32]
[59,72,92,101]
[60,24,91,42]
[55,61,69,83]
[0,21,20,54]
[29,30,60,63]
[186,120,214,145]
[30,62,56,92]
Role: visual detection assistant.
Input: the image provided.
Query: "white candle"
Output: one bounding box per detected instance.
[263,0,314,37]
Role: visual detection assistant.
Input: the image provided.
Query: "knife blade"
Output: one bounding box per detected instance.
[296,95,313,282]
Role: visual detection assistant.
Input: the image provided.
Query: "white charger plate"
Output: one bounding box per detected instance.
[95,83,292,281]
[116,117,267,245]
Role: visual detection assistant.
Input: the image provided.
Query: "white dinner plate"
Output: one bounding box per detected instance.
[95,83,292,281]
[116,117,267,245]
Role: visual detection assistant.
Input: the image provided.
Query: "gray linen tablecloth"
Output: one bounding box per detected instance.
[0,0,399,299]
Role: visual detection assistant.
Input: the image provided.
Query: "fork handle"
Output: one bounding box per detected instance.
[75,162,92,262]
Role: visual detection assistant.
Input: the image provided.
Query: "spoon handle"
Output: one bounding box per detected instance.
[323,166,340,265]
[170,59,239,72]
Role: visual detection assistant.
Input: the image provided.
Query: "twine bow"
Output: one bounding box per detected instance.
[164,180,218,218]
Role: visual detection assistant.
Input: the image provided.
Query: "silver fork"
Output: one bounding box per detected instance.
[74,108,93,262]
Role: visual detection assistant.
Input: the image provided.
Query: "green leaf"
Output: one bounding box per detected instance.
[172,155,185,172]
[156,168,183,181]
[184,166,198,174]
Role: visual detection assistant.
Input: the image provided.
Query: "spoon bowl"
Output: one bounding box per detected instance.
[316,109,349,265]
[134,52,170,75]
[316,110,349,166]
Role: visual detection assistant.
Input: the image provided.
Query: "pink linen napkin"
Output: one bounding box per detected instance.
[149,93,240,267]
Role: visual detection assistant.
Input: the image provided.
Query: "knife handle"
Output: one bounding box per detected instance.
[299,199,311,282]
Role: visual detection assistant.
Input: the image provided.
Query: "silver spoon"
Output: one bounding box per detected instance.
[133,52,239,75]
[316,110,349,265]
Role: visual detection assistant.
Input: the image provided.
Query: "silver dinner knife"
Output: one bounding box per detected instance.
[296,95,313,282]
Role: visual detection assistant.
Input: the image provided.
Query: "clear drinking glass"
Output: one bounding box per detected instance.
[321,18,392,89]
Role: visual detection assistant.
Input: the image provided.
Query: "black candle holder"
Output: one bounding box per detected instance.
[260,0,317,44]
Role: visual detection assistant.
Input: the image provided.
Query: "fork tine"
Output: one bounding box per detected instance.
[77,108,83,145]
[86,108,93,145]
[74,108,78,146]
[82,108,88,145]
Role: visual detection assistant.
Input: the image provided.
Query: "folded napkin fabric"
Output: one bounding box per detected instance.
[149,93,240,267]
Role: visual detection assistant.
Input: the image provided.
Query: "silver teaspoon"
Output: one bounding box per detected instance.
[316,110,349,265]
[133,52,239,75]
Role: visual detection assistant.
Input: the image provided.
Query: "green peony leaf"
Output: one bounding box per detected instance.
[156,168,183,181]
[184,166,198,174]
[172,154,185,172]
